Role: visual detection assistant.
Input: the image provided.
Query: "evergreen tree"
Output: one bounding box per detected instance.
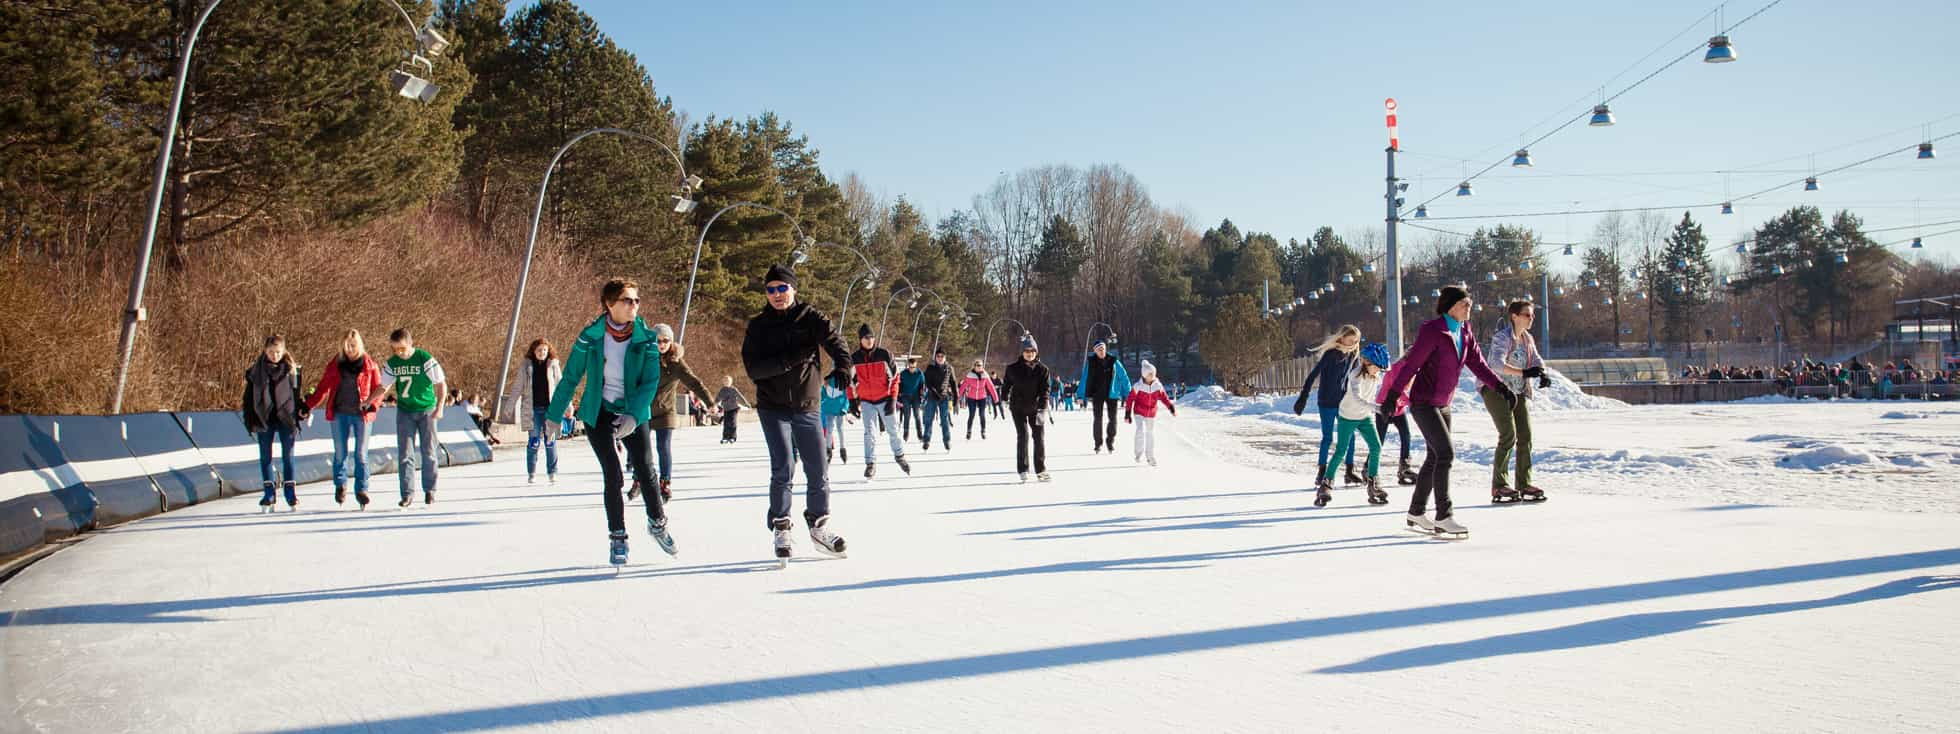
[1656,212,1714,350]
[1199,294,1287,395]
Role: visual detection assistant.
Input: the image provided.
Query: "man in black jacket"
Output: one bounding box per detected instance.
[741,263,855,565]
[1002,334,1053,483]
[1081,340,1120,452]
[920,348,956,450]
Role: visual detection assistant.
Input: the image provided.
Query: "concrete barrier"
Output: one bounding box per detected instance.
[436,410,492,466]
[173,412,336,494]
[1582,381,1782,405]
[0,416,92,558]
[22,415,162,527]
[119,412,221,510]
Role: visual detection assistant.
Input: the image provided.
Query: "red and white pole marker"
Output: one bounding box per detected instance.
[1385,97,1399,150]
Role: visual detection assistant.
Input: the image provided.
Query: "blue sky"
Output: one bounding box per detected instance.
[576,0,1960,270]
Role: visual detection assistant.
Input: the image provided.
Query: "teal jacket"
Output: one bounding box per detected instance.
[1076,354,1133,401]
[547,314,662,427]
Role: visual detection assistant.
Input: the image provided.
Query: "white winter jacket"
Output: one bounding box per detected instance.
[1338,365,1383,421]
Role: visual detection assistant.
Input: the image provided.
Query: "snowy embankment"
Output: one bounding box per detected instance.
[1180,371,1960,513]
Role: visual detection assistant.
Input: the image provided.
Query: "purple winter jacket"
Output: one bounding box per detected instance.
[1383,316,1507,408]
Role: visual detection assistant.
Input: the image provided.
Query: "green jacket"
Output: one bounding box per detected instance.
[547,314,662,428]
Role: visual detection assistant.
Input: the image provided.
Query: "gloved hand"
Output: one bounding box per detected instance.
[884,400,896,416]
[1522,365,1546,379]
[849,401,862,419]
[1493,383,1518,406]
[1292,397,1306,416]
[1124,415,1132,424]
[1538,375,1553,389]
[829,368,853,387]
[611,413,638,440]
[1380,388,1403,411]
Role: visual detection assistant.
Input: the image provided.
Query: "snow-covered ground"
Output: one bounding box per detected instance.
[1182,372,1960,513]
[3,402,1959,733]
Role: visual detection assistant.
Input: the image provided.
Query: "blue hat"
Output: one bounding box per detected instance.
[1360,342,1390,368]
[1020,334,1039,351]
[1092,338,1106,348]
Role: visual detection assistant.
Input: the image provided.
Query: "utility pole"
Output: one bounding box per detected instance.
[1384,98,1407,356]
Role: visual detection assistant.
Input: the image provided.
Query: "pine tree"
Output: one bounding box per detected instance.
[1657,212,1714,351]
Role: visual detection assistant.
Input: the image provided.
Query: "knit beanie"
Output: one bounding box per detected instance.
[1435,285,1471,316]
[1019,334,1038,351]
[763,263,797,288]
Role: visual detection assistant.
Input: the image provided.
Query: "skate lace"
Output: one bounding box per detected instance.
[773,529,793,548]
[809,526,841,548]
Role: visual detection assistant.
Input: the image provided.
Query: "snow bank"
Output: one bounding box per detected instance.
[1881,411,1940,420]
[1446,367,1626,413]
[1778,445,1884,470]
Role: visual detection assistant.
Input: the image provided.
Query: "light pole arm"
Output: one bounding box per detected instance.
[492,127,691,424]
[678,201,805,344]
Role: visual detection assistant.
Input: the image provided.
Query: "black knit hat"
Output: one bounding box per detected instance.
[1435,285,1471,316]
[763,263,797,288]
[857,323,873,339]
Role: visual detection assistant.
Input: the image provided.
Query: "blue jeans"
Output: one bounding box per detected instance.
[396,409,439,499]
[1317,404,1356,471]
[920,398,952,445]
[654,427,674,482]
[331,414,371,492]
[757,409,830,529]
[965,398,988,435]
[899,397,922,439]
[257,424,296,499]
[528,407,559,478]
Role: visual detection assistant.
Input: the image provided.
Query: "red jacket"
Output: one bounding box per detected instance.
[306,354,385,423]
[851,347,898,403]
[1124,381,1175,419]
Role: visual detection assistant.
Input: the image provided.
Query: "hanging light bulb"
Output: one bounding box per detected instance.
[1674,283,1687,294]
[1484,271,1498,282]
[1474,304,1486,312]
[1363,262,1377,273]
[1919,142,1936,160]
[1512,149,1533,167]
[1562,244,1574,256]
[1341,273,1355,283]
[1308,291,1321,301]
[1721,202,1734,214]
[1911,237,1925,248]
[1374,305,1384,313]
[1835,252,1850,264]
[1294,297,1305,306]
[1585,278,1600,288]
[1637,291,1648,300]
[1602,297,1614,305]
[1772,264,1786,275]
[1675,258,1689,269]
[1804,176,1819,192]
[1554,286,1566,296]
[1324,282,1336,291]
[1456,181,1474,197]
[1407,295,1422,304]
[1430,288,1443,297]
[1722,275,1733,285]
[1519,261,1533,271]
[1735,242,1748,254]
[1589,104,1615,127]
[1575,303,1585,311]
[1704,35,1737,63]
[1414,204,1428,218]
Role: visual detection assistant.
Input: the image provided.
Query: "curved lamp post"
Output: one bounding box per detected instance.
[1081,321,1120,375]
[872,275,916,338]
[678,202,809,344]
[931,310,973,355]
[110,0,446,412]
[791,240,879,330]
[981,317,1029,366]
[906,291,958,357]
[490,127,697,424]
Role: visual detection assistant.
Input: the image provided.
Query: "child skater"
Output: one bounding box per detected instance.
[1317,342,1393,508]
[1123,360,1177,465]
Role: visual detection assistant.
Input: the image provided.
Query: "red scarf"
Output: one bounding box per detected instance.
[605,317,633,343]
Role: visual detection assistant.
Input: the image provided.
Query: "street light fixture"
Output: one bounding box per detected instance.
[1589,104,1615,127]
[679,201,809,344]
[1512,149,1533,167]
[1704,35,1737,63]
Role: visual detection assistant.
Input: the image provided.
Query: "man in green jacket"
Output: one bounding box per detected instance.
[546,278,677,568]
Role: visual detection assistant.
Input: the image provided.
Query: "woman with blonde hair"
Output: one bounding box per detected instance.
[1292,324,1362,489]
[305,329,384,508]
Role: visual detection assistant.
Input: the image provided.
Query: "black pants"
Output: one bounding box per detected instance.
[589,408,664,535]
[722,406,740,442]
[1375,411,1412,462]
[1012,409,1046,474]
[966,398,987,435]
[1089,396,1118,448]
[1407,405,1455,519]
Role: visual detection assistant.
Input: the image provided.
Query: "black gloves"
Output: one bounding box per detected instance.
[1292,397,1307,416]
[1493,383,1518,405]
[1380,388,1403,411]
[1538,375,1553,389]
[1522,365,1546,379]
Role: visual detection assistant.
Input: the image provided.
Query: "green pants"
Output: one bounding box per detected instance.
[1480,386,1532,488]
[1323,416,1381,480]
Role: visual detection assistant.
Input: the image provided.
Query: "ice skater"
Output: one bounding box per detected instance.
[960,359,998,440]
[1123,359,1176,465]
[306,329,385,508]
[242,334,308,512]
[508,338,561,486]
[741,264,854,566]
[1292,325,1361,487]
[1002,335,1053,482]
[1318,343,1391,507]
[1077,339,1132,453]
[1378,286,1516,539]
[1483,300,1551,504]
[381,328,446,508]
[643,323,716,503]
[715,376,750,444]
[545,278,677,568]
[821,372,852,464]
[849,324,910,479]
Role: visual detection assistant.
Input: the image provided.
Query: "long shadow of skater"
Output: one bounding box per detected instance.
[265,551,1960,734]
[968,507,1404,541]
[938,488,1306,516]
[781,536,1423,594]
[1317,575,1960,674]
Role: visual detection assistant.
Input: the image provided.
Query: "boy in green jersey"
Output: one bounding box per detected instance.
[383,328,447,507]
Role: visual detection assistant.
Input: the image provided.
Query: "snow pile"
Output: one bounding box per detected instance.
[1778,445,1884,470]
[1881,411,1940,420]
[1443,367,1626,413]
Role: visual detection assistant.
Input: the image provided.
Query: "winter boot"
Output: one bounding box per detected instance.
[334,485,348,505]
[647,516,677,557]
[608,531,630,567]
[355,491,371,510]
[771,517,794,567]
[1313,477,1333,508]
[627,480,641,501]
[1433,515,1469,538]
[895,454,912,475]
[282,481,298,510]
[1343,466,1364,486]
[1365,476,1389,505]
[1397,459,1417,486]
[1518,484,1547,503]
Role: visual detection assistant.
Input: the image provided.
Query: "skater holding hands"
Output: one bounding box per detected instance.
[1379,286,1515,539]
[1317,343,1392,507]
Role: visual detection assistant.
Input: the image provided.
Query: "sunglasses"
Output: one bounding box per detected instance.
[614,297,641,306]
[656,338,672,344]
[765,284,792,295]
